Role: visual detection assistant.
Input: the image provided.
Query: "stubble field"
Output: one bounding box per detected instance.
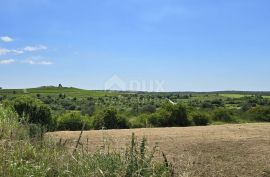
[47,123,270,177]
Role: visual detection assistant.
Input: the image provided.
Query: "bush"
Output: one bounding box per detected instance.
[117,115,130,129]
[0,95,4,101]
[0,105,26,139]
[129,115,147,128]
[201,101,214,108]
[140,104,156,113]
[57,112,91,131]
[148,103,190,127]
[213,108,234,122]
[147,113,166,127]
[192,113,210,126]
[29,124,46,140]
[93,108,129,129]
[161,103,190,127]
[12,96,53,128]
[81,101,95,116]
[249,106,270,122]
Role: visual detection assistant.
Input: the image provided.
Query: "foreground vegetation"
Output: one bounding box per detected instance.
[0,106,172,177]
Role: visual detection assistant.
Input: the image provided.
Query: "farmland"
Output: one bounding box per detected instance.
[47,123,270,177]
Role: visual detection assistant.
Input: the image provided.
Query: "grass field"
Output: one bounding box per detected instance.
[47,123,270,177]
[0,87,117,97]
[220,94,249,98]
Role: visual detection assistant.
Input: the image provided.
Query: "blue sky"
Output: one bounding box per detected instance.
[0,0,270,91]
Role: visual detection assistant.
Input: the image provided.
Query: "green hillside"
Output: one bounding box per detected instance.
[0,86,117,97]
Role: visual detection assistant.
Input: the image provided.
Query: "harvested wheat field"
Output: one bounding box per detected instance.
[46,123,270,177]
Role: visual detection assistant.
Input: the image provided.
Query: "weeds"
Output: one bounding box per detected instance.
[0,106,173,177]
[125,133,172,177]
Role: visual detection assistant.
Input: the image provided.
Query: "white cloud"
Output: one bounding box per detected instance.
[0,36,14,42]
[0,47,24,55]
[23,57,53,65]
[13,49,24,54]
[0,48,10,55]
[0,45,47,56]
[0,59,15,64]
[23,45,47,52]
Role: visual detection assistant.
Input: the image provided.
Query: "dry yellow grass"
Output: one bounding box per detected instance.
[46,123,270,177]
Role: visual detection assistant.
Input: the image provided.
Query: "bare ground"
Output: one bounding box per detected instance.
[46,123,270,177]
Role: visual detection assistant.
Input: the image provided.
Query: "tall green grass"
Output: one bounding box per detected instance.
[0,106,172,177]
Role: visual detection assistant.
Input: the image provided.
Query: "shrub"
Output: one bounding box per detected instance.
[148,103,190,127]
[140,104,156,113]
[147,113,166,127]
[29,124,45,140]
[213,108,234,122]
[241,102,256,111]
[160,103,191,127]
[129,116,147,128]
[201,101,214,108]
[211,99,224,107]
[12,96,53,128]
[192,113,210,126]
[249,106,270,122]
[57,112,91,131]
[117,115,130,129]
[81,101,95,116]
[0,105,26,139]
[93,108,129,129]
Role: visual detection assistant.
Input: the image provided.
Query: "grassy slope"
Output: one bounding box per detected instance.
[0,87,118,97]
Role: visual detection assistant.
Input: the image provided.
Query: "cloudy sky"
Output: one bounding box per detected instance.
[0,0,270,91]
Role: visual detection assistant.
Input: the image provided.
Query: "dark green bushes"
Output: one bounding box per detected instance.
[147,103,191,127]
[140,104,156,113]
[81,101,95,116]
[12,96,53,128]
[213,108,234,122]
[56,112,91,131]
[192,113,210,126]
[147,111,167,127]
[249,106,270,122]
[93,108,129,130]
